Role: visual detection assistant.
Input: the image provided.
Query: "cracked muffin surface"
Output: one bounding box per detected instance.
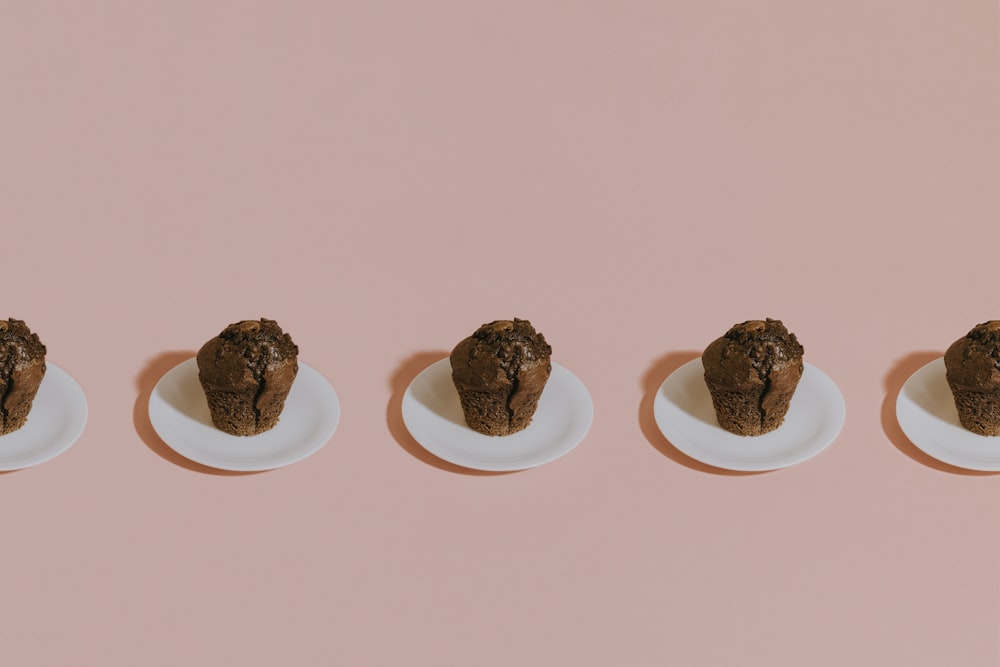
[702,318,803,436]
[197,318,299,436]
[0,319,47,436]
[450,319,552,436]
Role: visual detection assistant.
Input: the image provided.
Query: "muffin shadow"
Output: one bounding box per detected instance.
[640,351,766,476]
[133,350,262,476]
[881,351,996,475]
[386,351,515,476]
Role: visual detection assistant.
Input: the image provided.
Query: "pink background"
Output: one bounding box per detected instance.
[2,2,999,664]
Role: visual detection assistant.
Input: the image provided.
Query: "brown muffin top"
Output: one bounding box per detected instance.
[0,319,46,379]
[702,318,803,390]
[197,319,298,388]
[944,321,1000,390]
[450,319,551,390]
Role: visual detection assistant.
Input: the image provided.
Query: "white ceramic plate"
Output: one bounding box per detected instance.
[653,358,845,471]
[148,358,339,471]
[0,363,88,471]
[402,359,593,471]
[896,357,1000,471]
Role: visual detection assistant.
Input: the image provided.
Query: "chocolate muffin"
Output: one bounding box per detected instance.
[450,319,552,436]
[0,319,47,436]
[944,321,1000,436]
[197,319,299,436]
[702,318,804,436]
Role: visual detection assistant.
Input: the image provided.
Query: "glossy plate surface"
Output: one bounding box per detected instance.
[149,358,339,471]
[402,359,593,471]
[654,358,845,471]
[0,363,88,471]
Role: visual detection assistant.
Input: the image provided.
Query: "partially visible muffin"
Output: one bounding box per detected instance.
[450,319,552,436]
[0,319,47,436]
[702,318,804,436]
[944,321,1000,436]
[197,319,299,436]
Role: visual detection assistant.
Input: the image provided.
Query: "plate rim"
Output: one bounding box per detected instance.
[653,358,846,471]
[896,356,1000,471]
[0,361,88,471]
[148,357,340,471]
[401,358,593,472]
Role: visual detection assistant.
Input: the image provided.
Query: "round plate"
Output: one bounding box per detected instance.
[0,362,88,471]
[653,358,845,471]
[896,357,1000,470]
[402,359,593,471]
[148,358,339,471]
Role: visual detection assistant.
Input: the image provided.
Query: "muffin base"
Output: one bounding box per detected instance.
[705,385,795,437]
[0,363,46,436]
[454,385,543,436]
[1,402,33,435]
[201,386,290,437]
[948,386,1000,436]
